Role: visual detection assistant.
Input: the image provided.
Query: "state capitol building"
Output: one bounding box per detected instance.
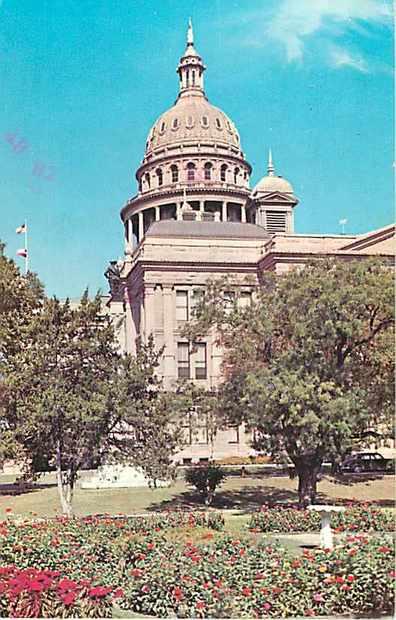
[105,22,395,463]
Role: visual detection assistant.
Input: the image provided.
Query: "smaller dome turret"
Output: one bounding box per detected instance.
[252,149,295,197]
[249,149,298,234]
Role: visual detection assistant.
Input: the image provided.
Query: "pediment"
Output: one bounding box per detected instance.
[253,191,297,204]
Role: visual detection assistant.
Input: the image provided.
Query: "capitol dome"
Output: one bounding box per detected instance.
[122,21,254,250]
[145,96,241,156]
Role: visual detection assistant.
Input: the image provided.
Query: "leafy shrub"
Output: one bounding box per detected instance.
[185,465,227,505]
[249,503,395,533]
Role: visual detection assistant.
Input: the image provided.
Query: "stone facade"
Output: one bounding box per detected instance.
[105,23,395,463]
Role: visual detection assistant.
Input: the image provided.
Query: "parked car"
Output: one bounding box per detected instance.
[338,452,392,474]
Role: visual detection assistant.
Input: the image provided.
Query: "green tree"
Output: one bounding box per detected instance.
[0,241,44,464]
[4,293,118,515]
[4,291,183,515]
[106,341,184,487]
[185,259,394,507]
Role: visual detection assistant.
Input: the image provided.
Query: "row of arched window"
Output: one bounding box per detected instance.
[140,163,247,191]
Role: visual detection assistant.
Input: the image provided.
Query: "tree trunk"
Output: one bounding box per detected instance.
[294,457,322,508]
[55,442,73,517]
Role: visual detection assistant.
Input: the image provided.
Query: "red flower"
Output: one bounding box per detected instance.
[341,584,351,591]
[378,546,392,553]
[131,568,143,578]
[242,586,252,597]
[58,578,79,592]
[335,576,344,584]
[272,586,282,595]
[263,602,271,611]
[60,591,77,606]
[146,542,154,550]
[141,584,150,594]
[239,547,246,556]
[5,508,12,513]
[173,587,183,601]
[389,570,396,578]
[89,586,112,599]
[196,601,206,610]
[113,588,124,599]
[347,575,356,582]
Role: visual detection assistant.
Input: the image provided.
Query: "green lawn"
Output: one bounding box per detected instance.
[0,470,394,519]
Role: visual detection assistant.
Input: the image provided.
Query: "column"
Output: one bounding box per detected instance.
[139,293,145,339]
[155,206,161,221]
[222,201,228,222]
[241,205,247,223]
[199,200,205,212]
[177,202,183,221]
[144,285,157,339]
[162,285,175,388]
[138,211,144,241]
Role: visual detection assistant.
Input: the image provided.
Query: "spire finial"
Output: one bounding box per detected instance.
[187,18,194,45]
[268,148,275,176]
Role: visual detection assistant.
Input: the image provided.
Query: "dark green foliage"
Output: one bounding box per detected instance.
[185,464,227,505]
[184,259,394,506]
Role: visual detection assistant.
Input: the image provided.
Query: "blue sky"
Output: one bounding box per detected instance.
[0,0,393,298]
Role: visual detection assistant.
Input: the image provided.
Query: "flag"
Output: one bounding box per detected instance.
[16,224,27,234]
[16,248,28,258]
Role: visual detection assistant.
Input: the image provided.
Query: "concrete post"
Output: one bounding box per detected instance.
[241,205,247,223]
[155,206,161,221]
[222,201,227,222]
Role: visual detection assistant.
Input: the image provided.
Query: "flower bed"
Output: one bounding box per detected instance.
[0,566,119,618]
[249,503,395,533]
[0,511,394,617]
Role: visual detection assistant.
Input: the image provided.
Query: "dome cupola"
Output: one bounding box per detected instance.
[249,150,298,234]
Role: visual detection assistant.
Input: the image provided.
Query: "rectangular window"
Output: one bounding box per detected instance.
[228,425,240,444]
[177,342,190,379]
[223,291,235,315]
[176,290,188,322]
[239,291,252,308]
[194,342,207,380]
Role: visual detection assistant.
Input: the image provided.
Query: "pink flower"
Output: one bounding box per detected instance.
[263,602,271,611]
[313,593,324,603]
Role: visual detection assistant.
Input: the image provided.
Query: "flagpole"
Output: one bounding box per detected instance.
[24,219,29,274]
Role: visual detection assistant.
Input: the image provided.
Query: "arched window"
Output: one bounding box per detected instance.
[145,173,151,188]
[192,70,196,85]
[220,164,227,182]
[187,162,196,182]
[156,168,163,187]
[171,164,179,183]
[186,70,190,87]
[202,115,209,128]
[160,121,166,133]
[186,115,194,128]
[216,118,222,129]
[234,167,240,184]
[172,118,179,130]
[138,178,142,193]
[204,162,212,181]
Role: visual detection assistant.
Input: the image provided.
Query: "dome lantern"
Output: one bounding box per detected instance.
[176,19,206,98]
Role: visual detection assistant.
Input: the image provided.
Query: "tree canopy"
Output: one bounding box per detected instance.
[185,258,394,506]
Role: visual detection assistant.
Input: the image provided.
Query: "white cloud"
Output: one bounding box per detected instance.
[269,0,391,61]
[268,0,392,63]
[329,46,369,72]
